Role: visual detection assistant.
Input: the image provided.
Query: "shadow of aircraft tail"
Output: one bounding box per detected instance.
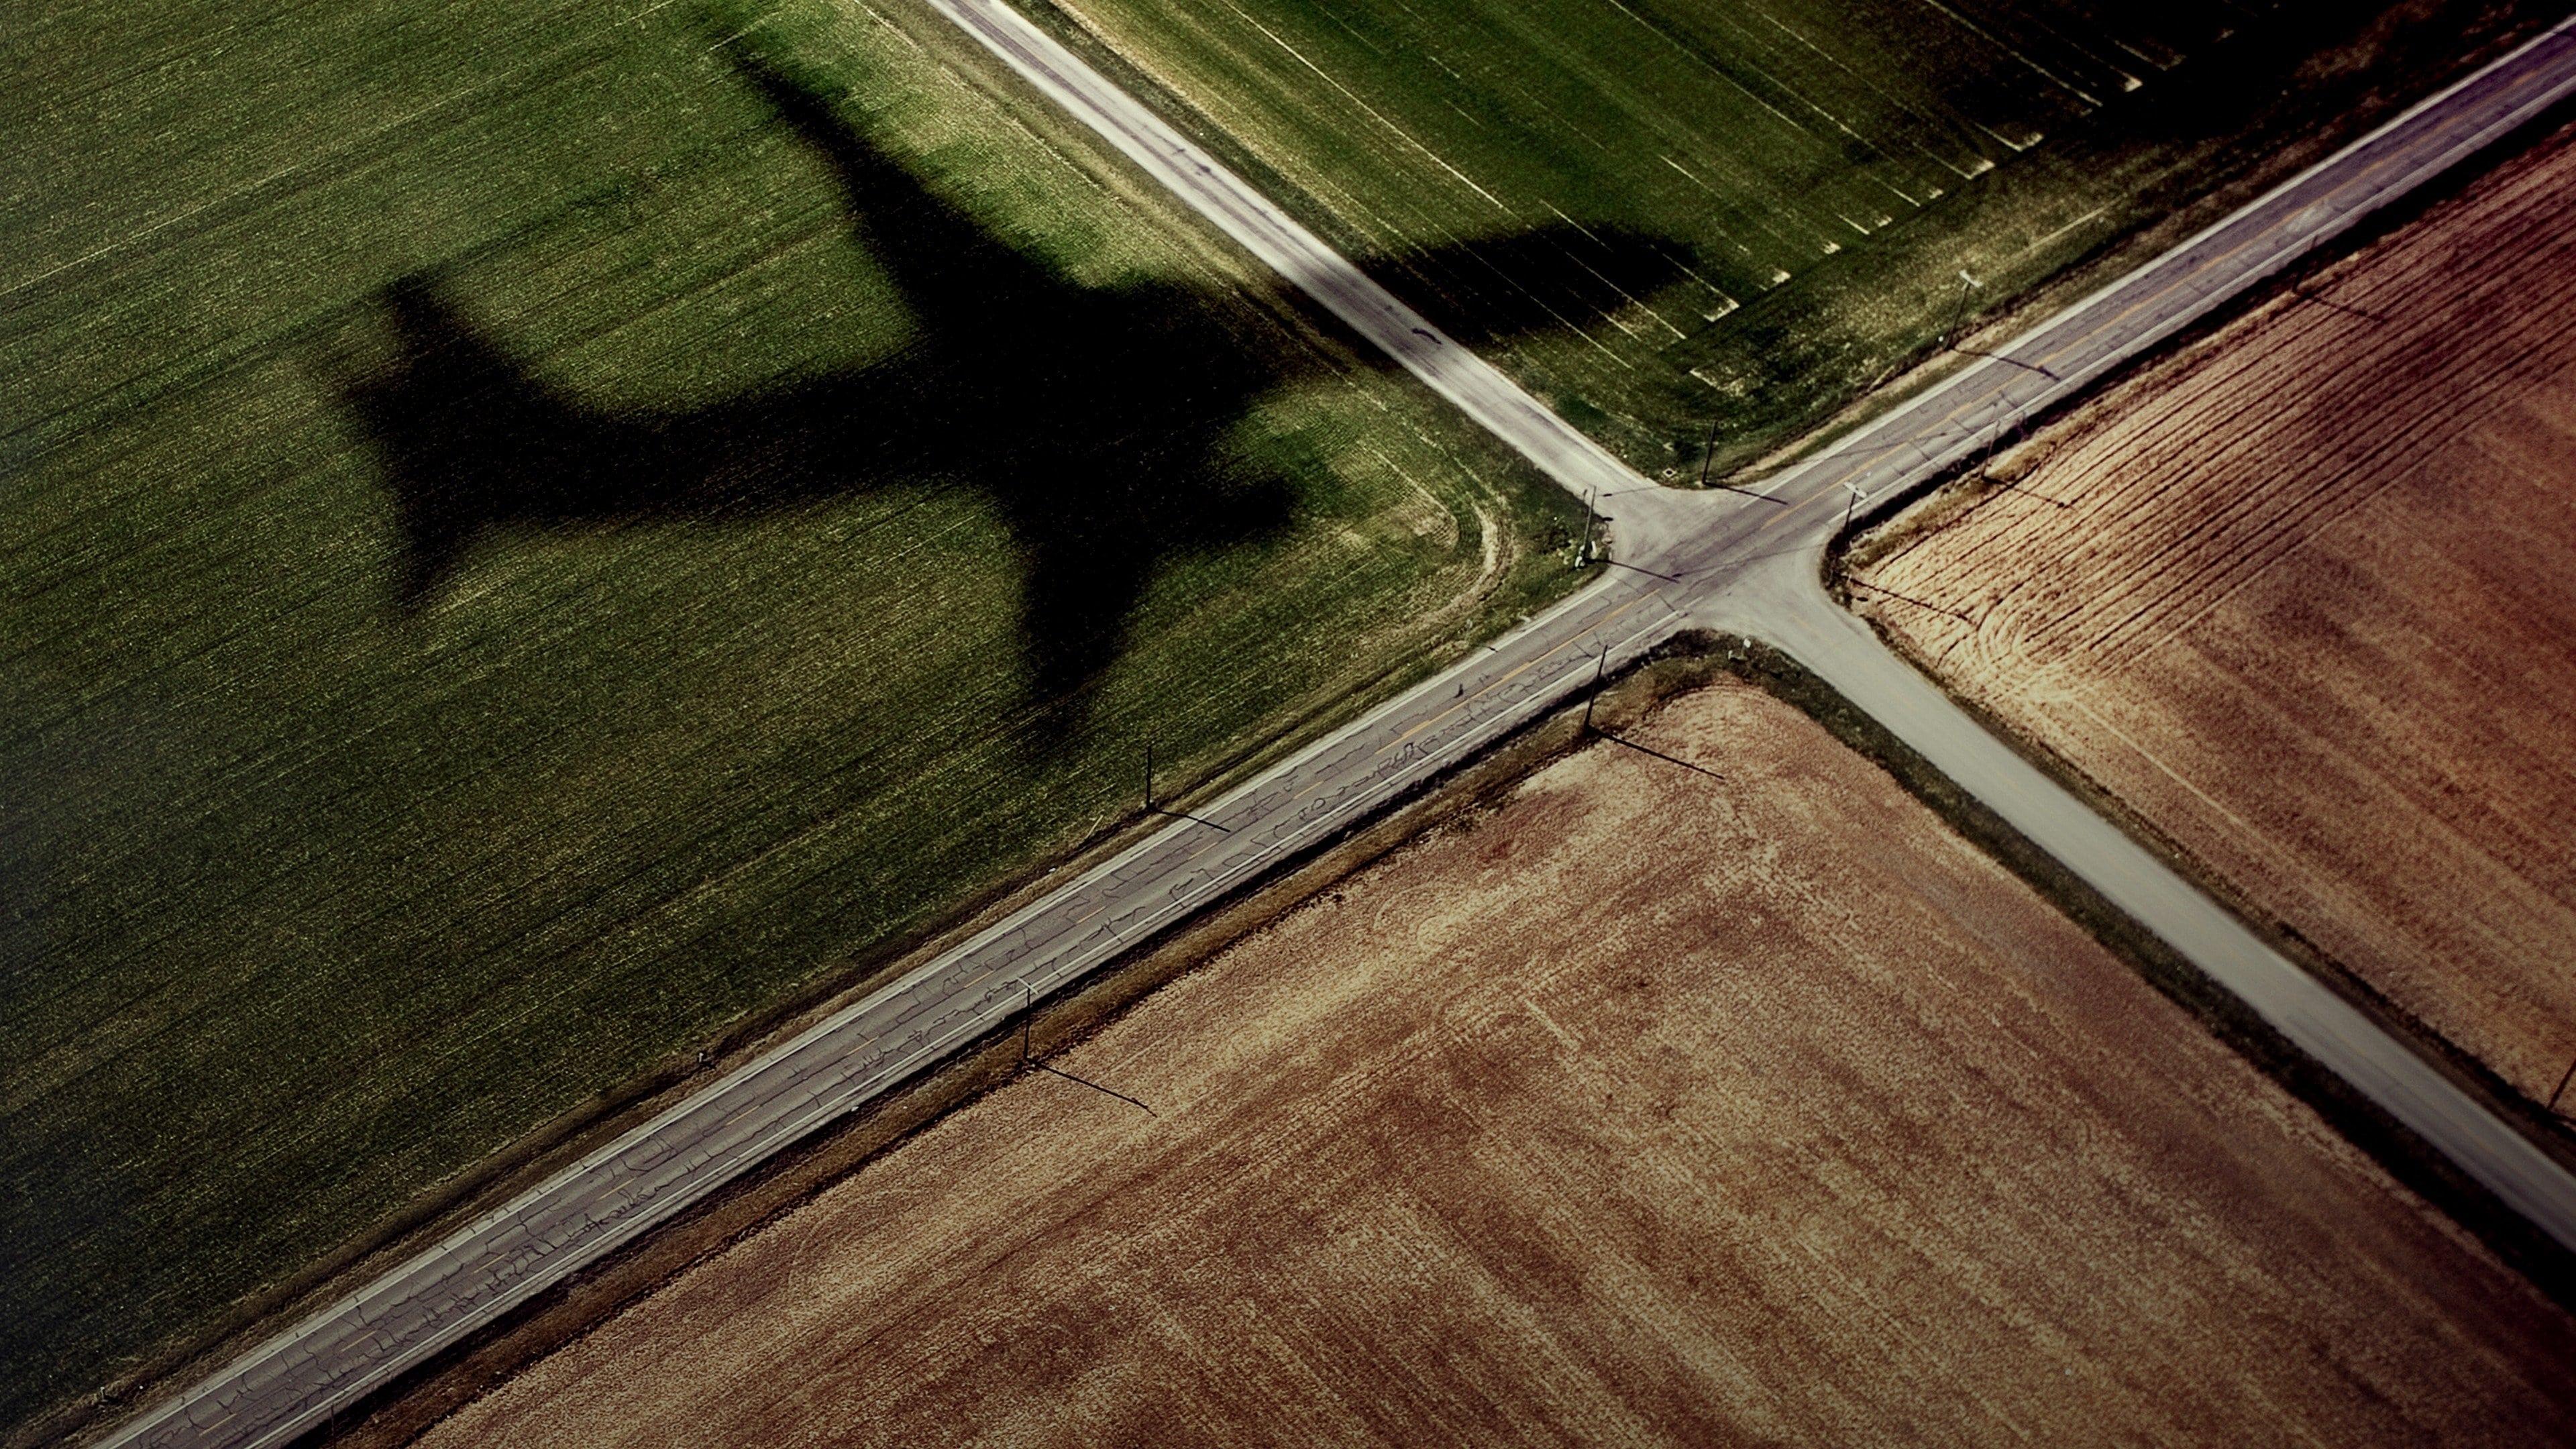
[343,276,607,608]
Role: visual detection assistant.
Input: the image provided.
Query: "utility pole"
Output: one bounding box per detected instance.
[1582,651,1726,780]
[1576,487,1597,566]
[1691,418,1788,504]
[1943,268,1982,351]
[1012,981,1155,1116]
[1140,737,1231,832]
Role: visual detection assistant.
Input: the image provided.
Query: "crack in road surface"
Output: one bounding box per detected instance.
[90,10,2576,1448]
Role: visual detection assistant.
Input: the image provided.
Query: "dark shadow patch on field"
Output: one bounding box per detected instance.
[333,48,1688,748]
[2070,0,2451,155]
[1363,223,1704,353]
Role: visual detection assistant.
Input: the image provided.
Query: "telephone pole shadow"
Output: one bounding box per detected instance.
[1012,981,1155,1116]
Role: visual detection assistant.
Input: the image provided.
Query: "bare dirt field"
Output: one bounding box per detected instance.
[1850,125,2576,1114]
[411,682,2575,1448]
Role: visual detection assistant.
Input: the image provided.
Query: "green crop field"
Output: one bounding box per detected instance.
[0,0,1592,1428]
[1018,0,2552,476]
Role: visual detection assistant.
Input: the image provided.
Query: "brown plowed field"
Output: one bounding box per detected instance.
[1853,125,2576,1112]
[415,683,2575,1448]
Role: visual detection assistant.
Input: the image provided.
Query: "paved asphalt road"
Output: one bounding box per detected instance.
[95,9,2576,1448]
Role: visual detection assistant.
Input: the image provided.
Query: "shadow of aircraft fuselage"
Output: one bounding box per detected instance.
[339,48,1693,746]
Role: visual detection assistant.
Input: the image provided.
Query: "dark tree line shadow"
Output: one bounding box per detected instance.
[335,44,1693,749]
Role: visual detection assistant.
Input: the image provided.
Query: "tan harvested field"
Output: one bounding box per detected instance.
[1851,126,2576,1112]
[415,682,2575,1448]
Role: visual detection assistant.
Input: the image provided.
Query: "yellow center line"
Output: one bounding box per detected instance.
[1378,595,1648,755]
[1752,489,1825,537]
[1171,822,1234,869]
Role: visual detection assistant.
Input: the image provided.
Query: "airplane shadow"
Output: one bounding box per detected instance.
[333,46,1695,750]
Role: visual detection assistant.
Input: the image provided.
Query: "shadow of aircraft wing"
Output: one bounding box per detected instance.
[1369,223,1709,347]
[977,378,1298,749]
[339,275,612,608]
[728,45,1070,336]
[1245,221,1705,376]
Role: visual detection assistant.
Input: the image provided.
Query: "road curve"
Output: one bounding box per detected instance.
[89,9,2576,1448]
